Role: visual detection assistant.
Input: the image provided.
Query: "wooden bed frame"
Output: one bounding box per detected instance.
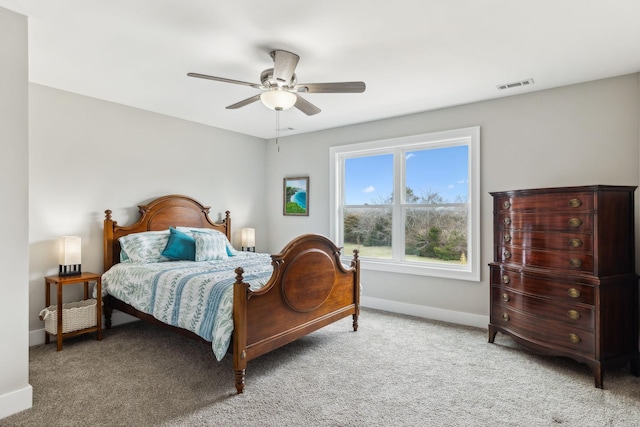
[103,194,360,393]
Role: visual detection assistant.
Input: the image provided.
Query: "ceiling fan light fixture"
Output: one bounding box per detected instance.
[260,89,297,111]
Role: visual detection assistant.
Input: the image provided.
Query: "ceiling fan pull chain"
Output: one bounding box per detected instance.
[275,108,281,152]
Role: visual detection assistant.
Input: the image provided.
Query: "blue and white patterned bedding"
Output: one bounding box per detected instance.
[101,252,273,361]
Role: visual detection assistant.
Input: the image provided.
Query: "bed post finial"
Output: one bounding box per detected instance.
[105,209,112,220]
[351,248,360,268]
[235,267,244,283]
[223,210,232,241]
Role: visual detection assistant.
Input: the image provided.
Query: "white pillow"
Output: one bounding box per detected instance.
[118,230,170,263]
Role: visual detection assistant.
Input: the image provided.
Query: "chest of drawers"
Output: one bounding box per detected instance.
[488,185,639,388]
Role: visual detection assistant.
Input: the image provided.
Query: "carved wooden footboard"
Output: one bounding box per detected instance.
[103,195,360,394]
[233,234,360,393]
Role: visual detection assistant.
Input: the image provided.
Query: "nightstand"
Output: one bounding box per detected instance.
[44,272,103,351]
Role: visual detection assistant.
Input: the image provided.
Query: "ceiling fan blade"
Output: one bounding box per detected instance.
[294,94,321,116]
[294,81,366,93]
[226,94,262,109]
[271,50,300,84]
[187,72,262,89]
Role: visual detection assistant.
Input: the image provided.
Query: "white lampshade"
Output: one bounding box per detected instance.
[59,236,82,265]
[241,228,256,247]
[260,89,297,111]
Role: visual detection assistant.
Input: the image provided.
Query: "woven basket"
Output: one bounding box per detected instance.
[39,299,97,335]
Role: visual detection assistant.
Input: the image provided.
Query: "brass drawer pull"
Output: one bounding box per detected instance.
[567,310,581,320]
[503,217,511,226]
[568,198,582,208]
[502,274,510,284]
[569,258,583,268]
[569,238,583,248]
[568,333,581,344]
[503,250,512,259]
[503,200,511,209]
[503,233,511,243]
[502,313,510,321]
[567,288,581,298]
[568,218,582,228]
[502,293,509,302]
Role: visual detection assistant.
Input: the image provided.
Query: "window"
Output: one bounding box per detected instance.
[330,127,480,281]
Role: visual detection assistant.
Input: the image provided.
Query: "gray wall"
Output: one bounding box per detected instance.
[266,74,640,326]
[27,84,268,333]
[24,71,640,333]
[22,74,640,337]
[0,6,32,419]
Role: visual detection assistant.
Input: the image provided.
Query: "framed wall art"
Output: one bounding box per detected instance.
[283,177,309,216]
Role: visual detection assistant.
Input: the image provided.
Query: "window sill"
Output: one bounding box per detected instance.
[347,256,480,282]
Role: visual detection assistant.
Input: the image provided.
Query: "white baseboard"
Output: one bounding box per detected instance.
[0,385,32,421]
[29,299,486,347]
[29,311,139,347]
[361,296,489,329]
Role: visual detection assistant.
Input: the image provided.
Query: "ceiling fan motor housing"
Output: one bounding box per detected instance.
[261,68,296,88]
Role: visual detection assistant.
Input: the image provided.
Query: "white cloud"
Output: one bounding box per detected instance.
[406,153,416,160]
[363,186,375,193]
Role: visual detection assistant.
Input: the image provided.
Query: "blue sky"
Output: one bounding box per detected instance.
[345,145,469,205]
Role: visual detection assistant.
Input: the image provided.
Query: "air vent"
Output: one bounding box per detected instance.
[496,78,535,91]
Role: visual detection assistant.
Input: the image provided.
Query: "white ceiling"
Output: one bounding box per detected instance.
[2,0,640,139]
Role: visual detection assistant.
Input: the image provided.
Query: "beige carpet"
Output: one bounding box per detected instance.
[2,308,640,426]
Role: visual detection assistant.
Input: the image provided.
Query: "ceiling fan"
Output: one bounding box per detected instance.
[187,50,366,116]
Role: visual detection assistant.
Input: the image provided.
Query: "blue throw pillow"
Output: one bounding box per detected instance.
[161,227,196,261]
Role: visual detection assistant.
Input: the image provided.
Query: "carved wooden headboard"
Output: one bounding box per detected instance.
[103,194,231,271]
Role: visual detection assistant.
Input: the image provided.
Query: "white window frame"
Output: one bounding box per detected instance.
[329,126,480,281]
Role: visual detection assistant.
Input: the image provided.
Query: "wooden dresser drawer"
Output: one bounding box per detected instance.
[494,192,594,212]
[497,230,593,252]
[496,246,594,273]
[490,267,595,305]
[491,304,595,356]
[498,212,593,232]
[491,286,595,331]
